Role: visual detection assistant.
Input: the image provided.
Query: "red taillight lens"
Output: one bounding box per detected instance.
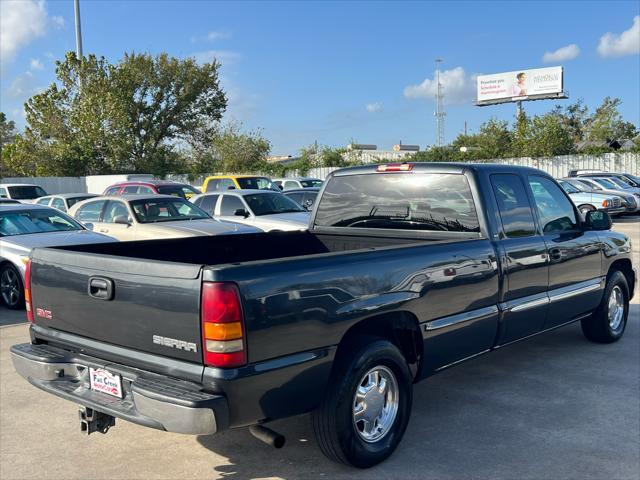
[24,259,34,323]
[377,163,414,172]
[201,282,246,368]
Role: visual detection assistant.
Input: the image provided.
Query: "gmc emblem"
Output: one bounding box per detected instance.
[36,307,52,320]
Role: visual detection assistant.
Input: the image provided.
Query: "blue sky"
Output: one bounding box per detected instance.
[1,0,639,155]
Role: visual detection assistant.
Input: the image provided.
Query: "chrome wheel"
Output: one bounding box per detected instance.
[1,267,21,307]
[352,365,399,443]
[608,285,625,331]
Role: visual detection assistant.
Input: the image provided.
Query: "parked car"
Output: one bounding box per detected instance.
[556,180,627,216]
[563,178,640,214]
[0,204,115,309]
[0,199,21,205]
[283,187,320,211]
[201,175,280,193]
[191,190,310,231]
[569,170,640,188]
[35,193,99,213]
[68,194,259,241]
[602,175,640,195]
[0,184,48,203]
[272,177,323,190]
[11,163,635,468]
[586,177,640,205]
[103,180,201,199]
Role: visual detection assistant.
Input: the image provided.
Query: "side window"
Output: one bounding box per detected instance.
[220,195,245,216]
[490,174,536,238]
[51,198,67,212]
[205,179,219,192]
[105,187,120,195]
[75,200,106,223]
[528,176,578,233]
[103,201,130,223]
[198,195,219,214]
[0,187,7,198]
[220,179,236,190]
[123,186,139,194]
[36,197,51,206]
[284,180,299,190]
[138,186,154,194]
[287,192,304,204]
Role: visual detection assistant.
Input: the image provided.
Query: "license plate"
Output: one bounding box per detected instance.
[89,367,123,399]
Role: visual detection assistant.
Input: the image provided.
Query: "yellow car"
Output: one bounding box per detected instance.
[202,175,280,193]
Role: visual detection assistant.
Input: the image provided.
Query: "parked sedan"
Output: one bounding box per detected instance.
[35,193,99,213]
[0,204,116,309]
[0,184,48,203]
[556,180,626,216]
[68,194,259,241]
[283,187,320,211]
[569,177,640,213]
[103,180,201,199]
[191,190,310,231]
[273,177,323,190]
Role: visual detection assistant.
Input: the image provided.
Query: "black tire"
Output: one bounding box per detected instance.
[578,204,595,217]
[312,337,413,468]
[0,263,25,310]
[581,271,629,343]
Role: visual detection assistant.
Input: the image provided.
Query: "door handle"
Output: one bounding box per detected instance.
[549,248,563,261]
[88,277,114,300]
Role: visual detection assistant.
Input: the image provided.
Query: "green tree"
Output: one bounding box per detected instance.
[586,97,638,142]
[0,112,19,177]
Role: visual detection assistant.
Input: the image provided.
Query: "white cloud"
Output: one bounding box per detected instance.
[7,71,43,98]
[365,102,382,113]
[51,15,65,29]
[403,66,476,105]
[0,0,49,66]
[597,16,640,57]
[30,58,44,70]
[542,44,580,63]
[191,30,232,43]
[192,50,241,65]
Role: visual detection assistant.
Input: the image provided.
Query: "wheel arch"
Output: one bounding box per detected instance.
[608,258,635,300]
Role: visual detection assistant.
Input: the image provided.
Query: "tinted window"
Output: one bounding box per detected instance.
[220,195,246,215]
[236,177,278,191]
[198,195,219,214]
[0,208,82,237]
[314,173,480,233]
[130,198,209,223]
[286,192,305,204]
[300,179,323,188]
[36,198,51,206]
[75,200,106,222]
[557,180,580,194]
[491,174,536,238]
[138,186,155,194]
[103,201,130,223]
[528,176,577,233]
[51,198,67,212]
[7,186,47,199]
[123,185,140,194]
[244,193,305,216]
[67,195,96,208]
[157,185,200,199]
[104,187,120,195]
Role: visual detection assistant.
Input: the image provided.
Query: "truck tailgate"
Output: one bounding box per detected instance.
[29,248,204,364]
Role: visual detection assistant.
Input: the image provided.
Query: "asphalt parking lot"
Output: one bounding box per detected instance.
[1,218,638,480]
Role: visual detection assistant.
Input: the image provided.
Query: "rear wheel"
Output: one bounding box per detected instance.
[578,204,595,217]
[581,271,629,343]
[312,337,413,468]
[0,263,25,310]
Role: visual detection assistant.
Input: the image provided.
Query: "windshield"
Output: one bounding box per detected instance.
[624,174,640,186]
[243,192,306,215]
[236,177,279,191]
[300,179,323,188]
[315,173,480,233]
[7,185,47,200]
[130,197,210,223]
[0,208,83,237]
[594,178,619,189]
[559,181,580,194]
[67,196,96,208]
[156,184,201,199]
[606,177,633,189]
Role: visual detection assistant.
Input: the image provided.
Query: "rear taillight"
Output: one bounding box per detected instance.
[201,282,246,368]
[376,163,414,172]
[24,259,34,323]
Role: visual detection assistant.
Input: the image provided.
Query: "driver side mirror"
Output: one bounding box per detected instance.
[113,215,132,226]
[234,208,250,218]
[584,210,612,231]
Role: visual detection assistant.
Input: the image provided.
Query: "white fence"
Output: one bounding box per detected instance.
[2,153,638,194]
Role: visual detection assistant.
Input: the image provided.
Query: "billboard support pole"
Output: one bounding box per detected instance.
[516,101,523,117]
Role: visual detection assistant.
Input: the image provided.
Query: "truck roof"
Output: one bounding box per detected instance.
[331,162,547,177]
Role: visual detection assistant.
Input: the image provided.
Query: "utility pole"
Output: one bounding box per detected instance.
[434,59,446,147]
[74,0,83,57]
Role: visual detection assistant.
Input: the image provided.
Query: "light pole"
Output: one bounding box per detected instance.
[74,0,83,57]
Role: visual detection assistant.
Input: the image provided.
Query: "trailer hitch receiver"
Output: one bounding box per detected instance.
[79,406,115,435]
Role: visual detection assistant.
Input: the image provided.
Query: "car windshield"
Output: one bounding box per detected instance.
[130,198,210,223]
[606,177,633,189]
[300,179,323,188]
[594,178,619,189]
[0,208,83,237]
[156,185,201,199]
[236,177,279,191]
[624,174,640,186]
[67,196,96,208]
[7,186,47,200]
[243,193,306,216]
[559,181,580,194]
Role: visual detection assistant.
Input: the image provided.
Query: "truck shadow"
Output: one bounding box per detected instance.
[197,307,639,480]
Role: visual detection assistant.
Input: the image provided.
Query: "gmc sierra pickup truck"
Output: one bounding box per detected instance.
[12,163,636,468]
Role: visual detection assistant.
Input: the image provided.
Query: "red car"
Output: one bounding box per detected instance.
[102,180,201,199]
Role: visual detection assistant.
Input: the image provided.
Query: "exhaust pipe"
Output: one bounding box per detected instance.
[249,424,285,448]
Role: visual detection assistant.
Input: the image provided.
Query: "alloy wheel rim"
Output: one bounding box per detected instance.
[352,365,399,443]
[0,269,20,306]
[608,285,624,331]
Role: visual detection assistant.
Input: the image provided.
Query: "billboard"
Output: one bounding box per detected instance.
[476,66,564,105]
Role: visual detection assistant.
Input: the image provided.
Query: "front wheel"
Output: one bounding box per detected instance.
[0,263,25,310]
[581,271,630,343]
[312,337,413,468]
[578,204,595,218]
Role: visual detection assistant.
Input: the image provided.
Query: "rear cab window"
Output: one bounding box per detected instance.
[314,172,480,233]
[490,174,536,238]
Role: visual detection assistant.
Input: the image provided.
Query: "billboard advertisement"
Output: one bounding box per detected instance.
[476,66,564,105]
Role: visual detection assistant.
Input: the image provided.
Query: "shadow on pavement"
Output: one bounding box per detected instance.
[0,305,27,327]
